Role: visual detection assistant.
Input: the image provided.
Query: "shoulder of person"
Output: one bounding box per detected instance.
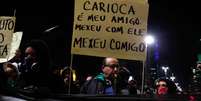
[95,73,105,82]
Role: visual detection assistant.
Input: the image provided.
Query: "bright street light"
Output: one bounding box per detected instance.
[144,35,155,45]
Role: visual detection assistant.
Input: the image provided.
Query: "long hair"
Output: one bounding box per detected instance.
[155,78,177,94]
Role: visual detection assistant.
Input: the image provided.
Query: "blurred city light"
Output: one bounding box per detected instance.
[170,73,176,81]
[44,25,59,32]
[177,86,182,92]
[162,66,169,74]
[175,83,179,86]
[175,82,183,92]
[144,35,155,45]
[72,70,76,82]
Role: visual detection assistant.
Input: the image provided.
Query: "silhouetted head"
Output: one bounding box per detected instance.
[24,39,51,72]
[3,62,19,79]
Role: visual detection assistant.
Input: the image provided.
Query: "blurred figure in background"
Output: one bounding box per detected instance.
[10,49,23,66]
[0,62,19,96]
[61,67,80,94]
[9,49,23,75]
[50,66,80,94]
[116,66,136,95]
[50,66,66,93]
[190,59,201,95]
[19,39,52,95]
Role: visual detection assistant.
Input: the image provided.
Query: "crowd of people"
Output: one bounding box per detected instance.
[0,39,189,98]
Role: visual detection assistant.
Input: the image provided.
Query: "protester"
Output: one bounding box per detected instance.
[9,49,23,65]
[9,49,23,75]
[80,57,132,95]
[155,78,177,96]
[18,39,52,95]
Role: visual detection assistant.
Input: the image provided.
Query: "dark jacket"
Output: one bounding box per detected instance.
[80,73,108,95]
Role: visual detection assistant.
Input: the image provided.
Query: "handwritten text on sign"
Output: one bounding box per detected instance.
[71,0,149,61]
[0,17,16,58]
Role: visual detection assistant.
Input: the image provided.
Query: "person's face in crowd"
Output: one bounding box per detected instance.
[25,47,37,63]
[156,80,168,95]
[102,57,119,78]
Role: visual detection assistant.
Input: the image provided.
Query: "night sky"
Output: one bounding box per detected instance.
[1,0,201,90]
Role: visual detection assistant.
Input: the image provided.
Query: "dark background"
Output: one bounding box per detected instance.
[1,0,201,90]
